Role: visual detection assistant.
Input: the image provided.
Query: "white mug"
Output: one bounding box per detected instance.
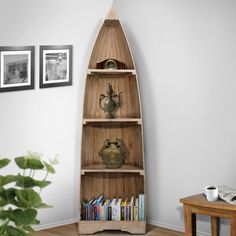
[205,186,218,202]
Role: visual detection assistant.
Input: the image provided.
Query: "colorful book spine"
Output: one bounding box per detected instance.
[134,198,138,221]
[112,198,122,221]
[81,194,145,221]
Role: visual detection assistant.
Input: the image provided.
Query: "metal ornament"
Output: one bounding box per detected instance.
[98,139,129,168]
[99,83,122,119]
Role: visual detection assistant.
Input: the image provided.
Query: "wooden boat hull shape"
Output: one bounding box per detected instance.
[79,8,146,234]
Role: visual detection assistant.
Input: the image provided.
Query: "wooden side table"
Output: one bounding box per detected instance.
[180,194,236,236]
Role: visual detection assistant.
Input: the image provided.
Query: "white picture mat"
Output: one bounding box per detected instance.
[0,50,31,88]
[43,49,70,84]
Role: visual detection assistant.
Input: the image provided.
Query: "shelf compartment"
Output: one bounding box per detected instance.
[81,164,144,175]
[80,173,144,201]
[83,74,141,119]
[83,118,141,125]
[81,123,143,168]
[79,220,146,234]
[88,69,136,75]
[88,19,134,70]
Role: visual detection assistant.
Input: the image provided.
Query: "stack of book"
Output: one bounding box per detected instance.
[81,193,145,221]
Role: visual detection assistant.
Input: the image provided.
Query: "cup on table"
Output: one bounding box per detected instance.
[205,186,218,202]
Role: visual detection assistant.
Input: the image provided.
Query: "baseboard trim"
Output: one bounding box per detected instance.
[147,218,210,236]
[34,218,78,231]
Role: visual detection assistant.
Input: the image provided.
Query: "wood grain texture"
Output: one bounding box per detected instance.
[80,8,145,234]
[81,123,143,168]
[83,75,140,119]
[89,20,134,69]
[180,193,236,236]
[180,194,236,211]
[79,221,146,234]
[34,223,184,236]
[211,216,220,236]
[80,173,144,201]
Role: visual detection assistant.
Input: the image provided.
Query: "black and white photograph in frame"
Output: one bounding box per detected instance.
[40,45,72,88]
[0,46,34,92]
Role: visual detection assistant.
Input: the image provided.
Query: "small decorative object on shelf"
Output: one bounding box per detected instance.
[99,83,122,119]
[96,58,126,70]
[104,59,118,70]
[98,139,129,168]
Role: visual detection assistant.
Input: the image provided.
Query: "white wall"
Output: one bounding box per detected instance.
[114,0,236,235]
[1,0,236,235]
[0,0,112,229]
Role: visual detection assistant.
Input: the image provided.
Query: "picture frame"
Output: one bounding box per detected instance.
[40,45,72,88]
[0,46,35,92]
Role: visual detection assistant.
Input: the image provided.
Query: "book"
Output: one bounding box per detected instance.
[130,196,134,221]
[95,195,104,220]
[86,198,95,220]
[104,199,110,221]
[108,198,116,221]
[121,198,127,221]
[138,193,145,221]
[134,197,139,221]
[112,198,122,221]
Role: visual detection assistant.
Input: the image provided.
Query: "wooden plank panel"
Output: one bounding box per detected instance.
[81,123,143,168]
[84,75,140,119]
[80,173,144,201]
[89,20,134,69]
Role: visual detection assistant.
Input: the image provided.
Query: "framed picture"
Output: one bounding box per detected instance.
[40,45,72,88]
[0,46,35,92]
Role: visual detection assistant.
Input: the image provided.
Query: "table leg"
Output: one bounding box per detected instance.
[183,205,196,236]
[211,216,220,236]
[231,215,236,236]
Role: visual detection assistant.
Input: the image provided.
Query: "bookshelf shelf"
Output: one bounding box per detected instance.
[79,7,146,235]
[88,69,136,75]
[79,221,146,234]
[81,164,144,175]
[83,118,142,125]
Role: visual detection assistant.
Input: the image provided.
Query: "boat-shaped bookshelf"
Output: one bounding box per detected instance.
[79,7,146,234]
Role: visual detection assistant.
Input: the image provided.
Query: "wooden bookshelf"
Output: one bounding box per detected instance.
[81,164,144,175]
[79,7,146,234]
[79,221,146,234]
[87,69,136,75]
[83,118,142,125]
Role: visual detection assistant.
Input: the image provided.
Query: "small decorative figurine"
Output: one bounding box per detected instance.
[99,83,122,119]
[98,139,129,168]
[104,59,118,70]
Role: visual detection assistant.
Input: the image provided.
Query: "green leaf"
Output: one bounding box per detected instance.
[15,189,49,209]
[15,157,44,170]
[43,161,55,174]
[6,225,27,236]
[16,175,51,188]
[33,179,51,188]
[0,188,18,207]
[16,175,35,188]
[0,210,11,220]
[15,157,28,169]
[26,159,44,170]
[0,197,7,207]
[0,220,8,234]
[12,208,37,225]
[15,189,29,208]
[31,218,40,225]
[22,224,34,232]
[0,175,16,187]
[0,158,10,169]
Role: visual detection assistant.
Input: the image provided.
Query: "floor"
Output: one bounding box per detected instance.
[34,223,184,236]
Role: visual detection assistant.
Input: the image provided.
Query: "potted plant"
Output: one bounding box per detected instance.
[0,151,58,236]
